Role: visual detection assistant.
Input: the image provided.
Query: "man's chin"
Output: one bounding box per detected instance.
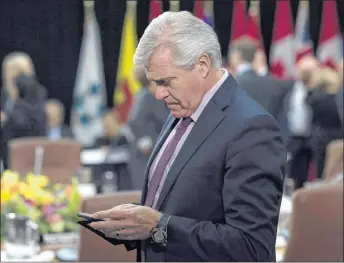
[170,109,185,118]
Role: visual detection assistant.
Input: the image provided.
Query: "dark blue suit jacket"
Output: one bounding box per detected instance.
[139,74,286,261]
[82,74,286,261]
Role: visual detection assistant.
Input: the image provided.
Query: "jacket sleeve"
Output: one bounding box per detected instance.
[165,115,286,261]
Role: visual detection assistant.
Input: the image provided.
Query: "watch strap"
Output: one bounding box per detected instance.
[157,213,171,229]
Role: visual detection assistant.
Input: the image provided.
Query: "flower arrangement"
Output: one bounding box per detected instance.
[1,170,81,240]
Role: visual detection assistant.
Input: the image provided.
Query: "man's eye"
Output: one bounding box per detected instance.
[156,80,171,87]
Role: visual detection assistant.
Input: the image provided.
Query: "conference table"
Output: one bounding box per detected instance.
[80,147,131,192]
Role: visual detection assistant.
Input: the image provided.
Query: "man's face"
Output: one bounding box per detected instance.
[146,47,207,118]
[296,56,319,84]
[252,50,267,72]
[229,50,242,71]
[45,104,62,127]
[104,114,120,137]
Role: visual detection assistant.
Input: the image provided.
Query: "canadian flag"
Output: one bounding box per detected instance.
[149,0,163,22]
[317,1,343,69]
[294,1,313,64]
[193,1,213,26]
[270,1,295,79]
[246,4,262,47]
[230,0,247,43]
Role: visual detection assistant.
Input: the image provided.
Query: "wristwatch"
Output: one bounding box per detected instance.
[150,213,170,247]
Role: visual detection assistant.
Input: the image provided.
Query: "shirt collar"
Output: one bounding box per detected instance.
[190,69,229,122]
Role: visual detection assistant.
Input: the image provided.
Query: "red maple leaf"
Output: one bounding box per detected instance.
[271,61,286,79]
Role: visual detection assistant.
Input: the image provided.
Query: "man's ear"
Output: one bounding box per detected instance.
[197,54,211,78]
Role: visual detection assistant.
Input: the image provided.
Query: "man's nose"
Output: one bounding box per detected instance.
[155,86,168,100]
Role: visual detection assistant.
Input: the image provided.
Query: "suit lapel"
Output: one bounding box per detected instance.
[155,76,237,210]
[141,115,178,203]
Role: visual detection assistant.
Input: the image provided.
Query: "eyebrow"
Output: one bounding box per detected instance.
[150,77,176,85]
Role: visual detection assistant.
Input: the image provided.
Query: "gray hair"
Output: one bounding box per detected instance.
[134,11,222,69]
[133,65,150,87]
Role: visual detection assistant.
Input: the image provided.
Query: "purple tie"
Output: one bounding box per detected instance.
[144,117,192,207]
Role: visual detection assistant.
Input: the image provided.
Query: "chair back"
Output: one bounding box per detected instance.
[283,183,344,261]
[78,191,141,262]
[9,137,82,184]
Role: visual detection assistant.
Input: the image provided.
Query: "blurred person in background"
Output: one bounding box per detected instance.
[90,110,131,191]
[335,58,343,124]
[280,55,318,189]
[93,110,128,151]
[229,38,286,119]
[126,65,169,190]
[252,48,269,76]
[1,52,46,169]
[45,99,73,140]
[306,66,343,179]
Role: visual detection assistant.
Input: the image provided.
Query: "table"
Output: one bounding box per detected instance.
[1,243,73,252]
[1,243,76,262]
[81,147,132,192]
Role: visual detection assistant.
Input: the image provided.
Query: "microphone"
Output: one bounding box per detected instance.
[33,145,44,175]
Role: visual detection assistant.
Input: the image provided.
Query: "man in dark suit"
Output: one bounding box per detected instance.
[278,56,318,188]
[336,58,343,125]
[126,65,170,190]
[85,11,286,262]
[336,85,343,125]
[229,39,286,120]
[45,99,73,140]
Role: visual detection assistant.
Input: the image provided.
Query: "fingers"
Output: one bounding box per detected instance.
[89,219,137,230]
[93,208,129,220]
[92,204,138,219]
[92,210,112,219]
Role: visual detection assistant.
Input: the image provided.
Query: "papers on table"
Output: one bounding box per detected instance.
[78,183,97,198]
[80,148,130,165]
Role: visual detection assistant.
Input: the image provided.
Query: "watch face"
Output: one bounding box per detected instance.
[152,229,166,243]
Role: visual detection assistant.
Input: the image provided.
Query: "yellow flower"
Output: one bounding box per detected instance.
[26,173,49,188]
[34,188,55,205]
[18,182,28,195]
[1,170,20,189]
[22,187,35,201]
[39,192,54,206]
[1,188,11,205]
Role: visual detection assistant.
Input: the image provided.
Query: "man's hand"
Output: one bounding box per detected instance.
[89,204,162,241]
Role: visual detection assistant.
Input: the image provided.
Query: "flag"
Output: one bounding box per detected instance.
[246,2,263,48]
[114,2,141,123]
[193,1,213,26]
[317,1,343,69]
[230,0,248,44]
[71,6,107,146]
[294,1,313,64]
[149,0,163,22]
[270,1,295,79]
